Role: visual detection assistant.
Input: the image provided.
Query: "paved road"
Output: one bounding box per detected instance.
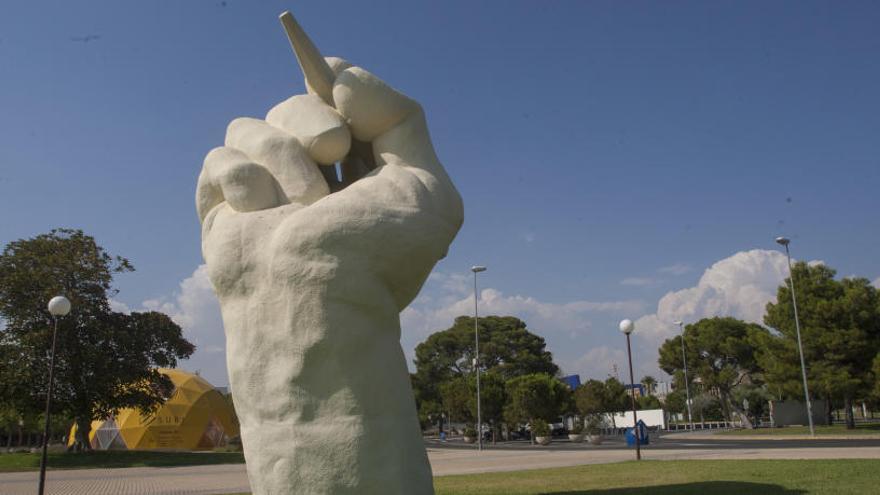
[426,432,880,451]
[2,434,879,495]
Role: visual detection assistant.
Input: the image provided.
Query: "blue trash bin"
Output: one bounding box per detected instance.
[625,419,649,446]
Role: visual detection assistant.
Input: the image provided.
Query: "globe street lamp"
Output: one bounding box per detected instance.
[471,265,487,451]
[619,319,640,461]
[39,295,71,495]
[673,320,695,431]
[775,236,815,436]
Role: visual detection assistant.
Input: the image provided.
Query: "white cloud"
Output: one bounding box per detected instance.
[623,249,790,380]
[872,277,879,289]
[620,277,658,287]
[118,266,642,388]
[115,248,805,389]
[401,275,644,378]
[109,299,131,314]
[658,263,692,276]
[569,346,628,382]
[139,265,226,387]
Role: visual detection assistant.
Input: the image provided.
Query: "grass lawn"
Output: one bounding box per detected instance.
[433,459,880,494]
[717,423,880,436]
[0,450,244,473]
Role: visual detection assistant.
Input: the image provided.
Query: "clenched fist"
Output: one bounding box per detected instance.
[195,13,462,495]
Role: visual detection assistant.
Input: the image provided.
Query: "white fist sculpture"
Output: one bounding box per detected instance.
[195,13,462,495]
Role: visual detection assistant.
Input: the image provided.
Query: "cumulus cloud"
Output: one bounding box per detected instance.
[119,266,642,387]
[569,346,629,382]
[401,272,644,378]
[622,249,790,380]
[139,265,227,386]
[117,248,804,388]
[872,277,880,289]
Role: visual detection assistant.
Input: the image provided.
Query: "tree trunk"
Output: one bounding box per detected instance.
[824,397,833,426]
[727,402,753,429]
[529,418,535,445]
[69,417,92,452]
[844,396,855,430]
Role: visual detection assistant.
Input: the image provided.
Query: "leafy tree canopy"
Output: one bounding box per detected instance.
[758,262,880,428]
[0,229,195,450]
[411,315,558,422]
[503,373,571,426]
[658,316,768,425]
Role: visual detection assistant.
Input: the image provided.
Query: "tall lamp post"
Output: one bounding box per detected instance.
[39,295,71,495]
[775,236,815,436]
[673,320,694,431]
[619,319,640,461]
[471,265,487,451]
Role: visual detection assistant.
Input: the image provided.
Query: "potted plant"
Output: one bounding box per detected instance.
[568,418,585,443]
[585,414,604,445]
[532,419,552,445]
[463,426,477,444]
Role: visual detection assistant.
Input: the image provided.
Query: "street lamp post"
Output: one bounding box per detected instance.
[471,265,487,451]
[775,236,815,436]
[39,295,71,495]
[619,319,640,461]
[673,320,694,431]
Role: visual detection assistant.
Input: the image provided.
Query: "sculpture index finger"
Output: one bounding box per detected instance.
[279,11,336,106]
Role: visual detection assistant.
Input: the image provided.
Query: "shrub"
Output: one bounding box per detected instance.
[532,419,550,437]
[585,414,604,434]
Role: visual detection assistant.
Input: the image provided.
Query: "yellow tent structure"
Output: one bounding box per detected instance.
[69,368,239,451]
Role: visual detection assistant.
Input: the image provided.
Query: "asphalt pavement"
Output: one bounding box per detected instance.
[2,433,879,495]
[425,431,880,451]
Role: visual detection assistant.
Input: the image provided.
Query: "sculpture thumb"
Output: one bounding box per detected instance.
[279,11,336,106]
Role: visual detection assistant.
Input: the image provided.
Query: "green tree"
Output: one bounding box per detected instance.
[504,373,570,442]
[873,354,880,401]
[573,379,605,417]
[437,371,507,441]
[732,384,772,428]
[573,377,629,428]
[759,263,880,429]
[475,371,507,442]
[603,377,629,422]
[658,317,768,427]
[663,387,687,417]
[439,375,473,424]
[411,316,558,430]
[0,229,195,450]
[637,395,662,410]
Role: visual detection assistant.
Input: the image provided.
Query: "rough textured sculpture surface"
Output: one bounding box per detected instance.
[194,12,462,495]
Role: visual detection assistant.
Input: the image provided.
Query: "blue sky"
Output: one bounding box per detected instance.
[2,1,879,386]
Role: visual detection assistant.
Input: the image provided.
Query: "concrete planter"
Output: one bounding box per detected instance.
[568,433,585,443]
[463,436,476,444]
[535,436,552,445]
[588,434,604,445]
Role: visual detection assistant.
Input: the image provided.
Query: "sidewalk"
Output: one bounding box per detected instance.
[2,445,878,495]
